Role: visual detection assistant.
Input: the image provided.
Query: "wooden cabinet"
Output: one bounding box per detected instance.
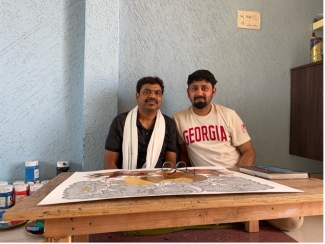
[313,19,323,31]
[289,61,323,161]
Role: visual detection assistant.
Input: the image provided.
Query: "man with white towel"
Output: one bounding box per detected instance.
[104,76,177,170]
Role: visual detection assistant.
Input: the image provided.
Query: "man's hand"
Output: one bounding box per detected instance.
[104,150,119,169]
[237,140,256,166]
[178,143,192,167]
[164,151,177,168]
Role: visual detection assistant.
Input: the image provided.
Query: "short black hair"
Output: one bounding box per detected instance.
[187,70,218,87]
[136,76,164,94]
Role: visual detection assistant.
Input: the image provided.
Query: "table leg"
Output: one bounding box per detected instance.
[44,236,72,242]
[244,220,259,232]
[74,235,89,242]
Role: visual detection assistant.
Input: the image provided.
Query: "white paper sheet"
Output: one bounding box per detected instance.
[38,166,303,205]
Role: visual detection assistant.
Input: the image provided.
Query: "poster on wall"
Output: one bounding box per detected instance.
[38,166,302,205]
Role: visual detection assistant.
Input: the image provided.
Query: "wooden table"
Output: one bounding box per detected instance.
[3,172,323,242]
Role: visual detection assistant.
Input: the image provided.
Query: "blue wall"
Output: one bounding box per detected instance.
[0,0,323,183]
[1,1,86,182]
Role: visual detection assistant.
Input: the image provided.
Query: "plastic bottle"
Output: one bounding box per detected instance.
[25,161,40,182]
[56,161,70,175]
[0,185,13,209]
[13,184,29,203]
[29,183,44,195]
[310,32,323,63]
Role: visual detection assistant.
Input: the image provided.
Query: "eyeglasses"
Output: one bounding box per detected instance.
[161,161,194,175]
[142,89,162,97]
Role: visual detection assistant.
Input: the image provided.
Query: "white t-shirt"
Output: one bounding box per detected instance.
[173,104,251,168]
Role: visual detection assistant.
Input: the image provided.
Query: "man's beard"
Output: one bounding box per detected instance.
[193,101,208,109]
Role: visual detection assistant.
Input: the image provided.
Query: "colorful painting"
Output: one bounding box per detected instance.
[38,166,303,205]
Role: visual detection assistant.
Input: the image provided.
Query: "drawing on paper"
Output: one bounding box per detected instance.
[38,166,303,205]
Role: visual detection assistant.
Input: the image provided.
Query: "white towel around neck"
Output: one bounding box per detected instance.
[122,106,165,170]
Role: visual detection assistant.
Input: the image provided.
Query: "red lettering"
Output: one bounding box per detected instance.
[183,130,189,145]
[215,125,220,140]
[208,125,215,140]
[183,125,228,145]
[194,127,201,142]
[220,126,227,141]
[189,128,195,144]
[202,126,208,141]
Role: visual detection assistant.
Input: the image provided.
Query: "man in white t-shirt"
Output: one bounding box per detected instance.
[173,69,303,232]
[173,69,255,168]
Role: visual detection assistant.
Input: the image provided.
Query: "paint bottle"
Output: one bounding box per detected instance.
[0,184,14,209]
[14,184,29,203]
[26,181,35,192]
[27,180,40,186]
[25,161,40,182]
[12,181,25,185]
[12,181,26,204]
[56,161,69,175]
[41,180,50,185]
[0,209,7,219]
[29,183,44,195]
[310,32,323,63]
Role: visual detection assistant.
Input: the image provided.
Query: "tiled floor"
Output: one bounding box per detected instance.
[0,215,323,242]
[285,215,323,242]
[1,223,44,242]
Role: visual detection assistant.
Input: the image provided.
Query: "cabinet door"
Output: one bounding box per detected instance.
[289,61,323,161]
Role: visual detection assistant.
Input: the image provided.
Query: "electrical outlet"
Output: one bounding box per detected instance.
[237,10,261,30]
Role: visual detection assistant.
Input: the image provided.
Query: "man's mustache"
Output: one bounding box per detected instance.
[145,98,158,103]
[194,96,205,100]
